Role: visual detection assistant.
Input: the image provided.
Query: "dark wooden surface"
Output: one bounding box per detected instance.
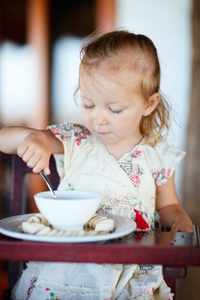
[0,230,199,266]
[2,229,199,298]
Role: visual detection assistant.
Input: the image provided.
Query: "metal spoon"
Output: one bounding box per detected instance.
[40,171,56,199]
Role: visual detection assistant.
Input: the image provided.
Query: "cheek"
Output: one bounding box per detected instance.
[113,114,141,133]
[81,110,93,126]
[110,115,131,132]
[81,109,88,124]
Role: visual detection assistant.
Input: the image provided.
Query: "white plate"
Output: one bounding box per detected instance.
[0,213,136,243]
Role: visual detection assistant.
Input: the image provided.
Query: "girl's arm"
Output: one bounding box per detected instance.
[156,172,193,232]
[0,126,63,174]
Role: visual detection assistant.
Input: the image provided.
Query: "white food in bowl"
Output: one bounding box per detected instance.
[34,190,101,231]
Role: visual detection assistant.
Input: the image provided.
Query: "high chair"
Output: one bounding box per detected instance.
[0,154,198,300]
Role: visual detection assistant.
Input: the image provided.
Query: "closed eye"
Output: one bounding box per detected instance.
[109,107,123,114]
[82,104,95,109]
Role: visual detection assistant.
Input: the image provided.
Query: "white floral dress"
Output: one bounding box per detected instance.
[12,123,185,300]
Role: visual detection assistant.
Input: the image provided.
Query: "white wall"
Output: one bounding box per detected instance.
[0,43,37,124]
[51,37,83,124]
[116,0,192,201]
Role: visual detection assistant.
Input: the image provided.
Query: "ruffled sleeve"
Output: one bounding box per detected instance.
[47,123,90,144]
[47,123,91,179]
[144,141,186,187]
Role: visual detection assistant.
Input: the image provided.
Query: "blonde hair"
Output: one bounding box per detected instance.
[79,30,171,145]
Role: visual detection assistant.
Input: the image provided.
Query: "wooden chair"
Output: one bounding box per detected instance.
[1,154,187,299]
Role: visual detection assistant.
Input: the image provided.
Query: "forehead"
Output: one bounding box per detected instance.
[79,69,146,108]
[79,64,140,96]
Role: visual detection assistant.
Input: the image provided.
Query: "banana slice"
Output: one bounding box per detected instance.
[19,214,115,236]
[87,216,107,229]
[36,226,51,235]
[85,215,114,232]
[47,229,59,236]
[95,219,115,232]
[21,222,46,235]
[26,213,51,227]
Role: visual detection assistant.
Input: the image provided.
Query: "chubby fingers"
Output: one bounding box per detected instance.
[17,143,51,175]
[170,223,180,232]
[170,220,194,233]
[31,156,50,175]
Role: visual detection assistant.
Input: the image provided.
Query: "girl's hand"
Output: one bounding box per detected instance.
[158,203,194,232]
[17,130,51,175]
[0,126,63,174]
[170,212,194,232]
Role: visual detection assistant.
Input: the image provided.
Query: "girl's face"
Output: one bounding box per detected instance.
[80,69,155,156]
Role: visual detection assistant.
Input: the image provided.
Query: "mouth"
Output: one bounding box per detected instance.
[97,131,110,136]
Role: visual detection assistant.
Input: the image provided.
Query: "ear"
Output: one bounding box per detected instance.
[143,93,160,116]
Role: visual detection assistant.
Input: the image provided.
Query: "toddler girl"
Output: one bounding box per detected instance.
[0,30,193,300]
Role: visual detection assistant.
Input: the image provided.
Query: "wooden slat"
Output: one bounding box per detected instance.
[183,0,200,227]
[95,0,116,33]
[26,0,51,128]
[179,2,200,299]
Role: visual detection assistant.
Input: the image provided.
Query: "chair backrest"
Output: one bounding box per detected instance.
[10,154,60,216]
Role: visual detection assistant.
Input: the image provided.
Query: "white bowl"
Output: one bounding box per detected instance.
[34,190,101,231]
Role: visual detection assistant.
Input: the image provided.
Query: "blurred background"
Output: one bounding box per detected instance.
[0,0,199,299]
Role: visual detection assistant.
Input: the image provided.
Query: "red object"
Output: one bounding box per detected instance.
[134,209,149,230]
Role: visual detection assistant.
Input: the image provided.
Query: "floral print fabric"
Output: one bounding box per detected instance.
[48,123,185,231]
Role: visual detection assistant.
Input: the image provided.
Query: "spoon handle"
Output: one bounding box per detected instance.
[40,171,56,199]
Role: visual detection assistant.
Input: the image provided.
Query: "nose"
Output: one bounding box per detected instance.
[94,109,108,126]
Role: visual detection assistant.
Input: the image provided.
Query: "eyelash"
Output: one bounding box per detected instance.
[83,104,94,109]
[109,108,123,114]
[83,104,122,114]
